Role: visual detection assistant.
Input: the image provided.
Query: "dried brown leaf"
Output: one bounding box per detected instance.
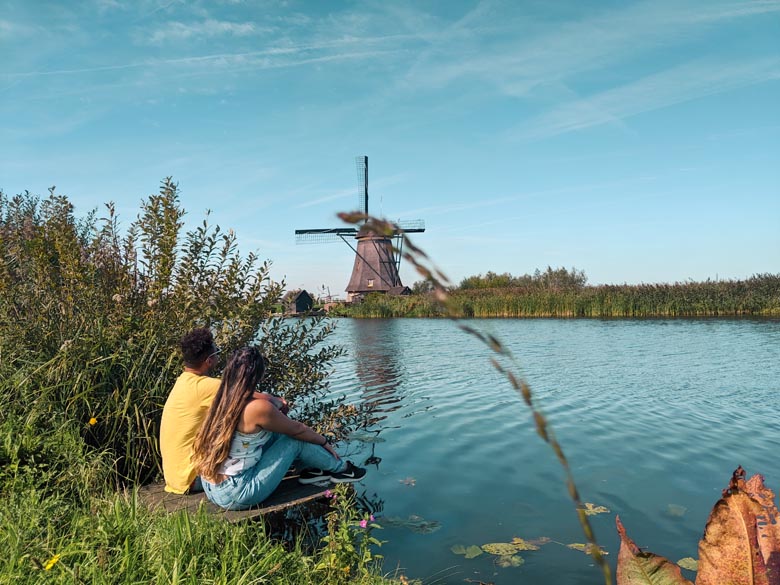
[696,468,775,585]
[744,473,780,583]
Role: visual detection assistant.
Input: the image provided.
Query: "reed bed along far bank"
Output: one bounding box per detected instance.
[331,274,780,318]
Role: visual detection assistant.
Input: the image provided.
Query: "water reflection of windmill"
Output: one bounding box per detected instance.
[350,320,405,468]
[295,156,425,302]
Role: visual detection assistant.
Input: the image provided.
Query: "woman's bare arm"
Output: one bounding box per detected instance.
[240,398,340,460]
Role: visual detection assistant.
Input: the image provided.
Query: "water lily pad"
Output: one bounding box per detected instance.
[580,502,610,516]
[666,504,688,518]
[495,554,525,568]
[528,536,551,546]
[677,557,698,571]
[510,537,540,551]
[482,543,520,556]
[567,543,609,556]
[450,544,483,558]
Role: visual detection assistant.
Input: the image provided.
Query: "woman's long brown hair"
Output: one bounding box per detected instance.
[192,346,266,483]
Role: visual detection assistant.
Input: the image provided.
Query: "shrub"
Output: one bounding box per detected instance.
[0,180,346,484]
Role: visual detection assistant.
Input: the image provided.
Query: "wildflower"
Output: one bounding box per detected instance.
[112,293,123,303]
[369,514,375,521]
[324,489,333,499]
[44,554,61,571]
[359,519,368,529]
[89,417,98,426]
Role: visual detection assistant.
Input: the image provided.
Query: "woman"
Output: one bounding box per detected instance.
[192,346,365,510]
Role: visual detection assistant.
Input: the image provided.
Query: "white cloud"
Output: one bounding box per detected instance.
[404,0,780,97]
[295,187,355,209]
[516,57,780,140]
[0,19,37,39]
[146,18,262,43]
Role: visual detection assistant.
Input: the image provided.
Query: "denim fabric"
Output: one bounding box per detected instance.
[203,433,346,510]
[189,476,203,493]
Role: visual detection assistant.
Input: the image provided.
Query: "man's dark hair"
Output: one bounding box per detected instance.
[180,328,216,368]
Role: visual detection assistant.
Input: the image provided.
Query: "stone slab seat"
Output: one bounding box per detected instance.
[137,474,330,524]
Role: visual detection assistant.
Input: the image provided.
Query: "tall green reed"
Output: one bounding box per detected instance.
[333,275,780,318]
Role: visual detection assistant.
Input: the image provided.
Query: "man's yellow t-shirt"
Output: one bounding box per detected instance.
[160,372,220,493]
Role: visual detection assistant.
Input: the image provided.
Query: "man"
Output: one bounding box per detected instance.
[160,328,290,493]
[160,328,221,493]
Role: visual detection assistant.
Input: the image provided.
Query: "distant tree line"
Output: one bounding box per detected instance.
[411,266,588,294]
[456,266,588,291]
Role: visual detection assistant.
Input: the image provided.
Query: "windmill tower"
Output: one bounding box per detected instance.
[295,156,425,302]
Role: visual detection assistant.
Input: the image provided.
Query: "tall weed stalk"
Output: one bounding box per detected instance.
[339,212,613,585]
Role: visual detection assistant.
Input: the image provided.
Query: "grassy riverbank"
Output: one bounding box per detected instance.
[331,274,780,318]
[0,184,395,584]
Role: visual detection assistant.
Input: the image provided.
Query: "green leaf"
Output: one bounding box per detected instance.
[676,558,698,571]
[495,554,525,568]
[464,545,483,559]
[482,543,520,556]
[450,545,466,556]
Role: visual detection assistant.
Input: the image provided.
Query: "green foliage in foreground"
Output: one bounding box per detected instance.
[0,182,352,484]
[0,459,392,584]
[332,274,780,318]
[0,182,391,584]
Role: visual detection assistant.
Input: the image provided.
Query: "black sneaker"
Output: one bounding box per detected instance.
[298,468,330,485]
[329,461,366,484]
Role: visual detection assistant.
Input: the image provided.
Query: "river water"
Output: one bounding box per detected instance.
[322,317,780,584]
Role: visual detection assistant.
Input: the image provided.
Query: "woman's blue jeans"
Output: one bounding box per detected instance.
[203,434,346,510]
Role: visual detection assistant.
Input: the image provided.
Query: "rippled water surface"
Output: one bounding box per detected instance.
[323,318,780,584]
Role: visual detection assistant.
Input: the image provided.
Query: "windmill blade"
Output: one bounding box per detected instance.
[355,155,368,217]
[397,219,426,233]
[295,227,357,244]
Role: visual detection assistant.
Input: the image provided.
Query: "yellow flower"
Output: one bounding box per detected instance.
[89,417,98,426]
[44,554,61,571]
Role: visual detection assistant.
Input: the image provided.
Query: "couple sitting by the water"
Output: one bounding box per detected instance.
[159,328,365,510]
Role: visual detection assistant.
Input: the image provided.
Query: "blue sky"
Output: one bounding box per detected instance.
[2,0,778,298]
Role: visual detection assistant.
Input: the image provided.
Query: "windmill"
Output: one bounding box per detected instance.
[295,156,425,302]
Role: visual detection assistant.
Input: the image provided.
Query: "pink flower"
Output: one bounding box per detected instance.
[324,490,333,499]
[369,515,375,521]
[359,519,368,529]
